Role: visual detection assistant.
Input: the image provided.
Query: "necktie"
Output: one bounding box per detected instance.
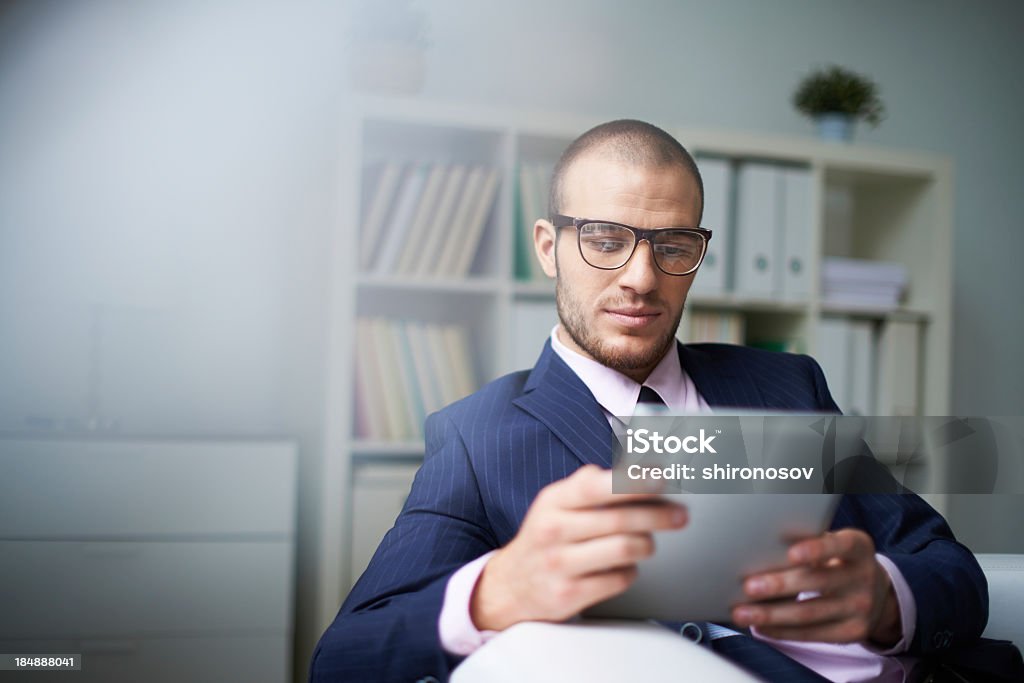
[636,385,667,410]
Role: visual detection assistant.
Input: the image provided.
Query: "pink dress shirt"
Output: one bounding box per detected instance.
[439,327,920,682]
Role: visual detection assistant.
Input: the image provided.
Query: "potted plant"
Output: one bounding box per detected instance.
[793,65,884,141]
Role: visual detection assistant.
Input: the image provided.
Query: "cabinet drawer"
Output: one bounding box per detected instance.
[0,439,296,538]
[350,463,419,582]
[0,635,290,683]
[0,541,292,638]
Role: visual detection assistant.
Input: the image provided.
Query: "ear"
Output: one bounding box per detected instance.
[533,219,558,278]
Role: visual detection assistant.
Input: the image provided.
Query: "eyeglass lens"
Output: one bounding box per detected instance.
[578,223,704,274]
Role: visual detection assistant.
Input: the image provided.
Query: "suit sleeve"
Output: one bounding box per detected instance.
[801,353,842,414]
[806,355,990,656]
[309,412,498,683]
[835,493,988,656]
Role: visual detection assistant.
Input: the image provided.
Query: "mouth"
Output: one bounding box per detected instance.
[604,308,662,329]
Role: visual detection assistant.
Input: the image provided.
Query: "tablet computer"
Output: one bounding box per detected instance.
[583,493,841,622]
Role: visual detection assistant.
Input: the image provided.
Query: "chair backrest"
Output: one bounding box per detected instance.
[978,553,1024,646]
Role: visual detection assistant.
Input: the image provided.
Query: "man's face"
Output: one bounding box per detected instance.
[534,154,702,382]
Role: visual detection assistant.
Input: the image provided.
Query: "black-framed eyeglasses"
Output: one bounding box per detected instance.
[550,214,712,276]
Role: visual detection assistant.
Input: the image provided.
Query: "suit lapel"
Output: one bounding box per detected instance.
[512,341,767,468]
[512,341,615,468]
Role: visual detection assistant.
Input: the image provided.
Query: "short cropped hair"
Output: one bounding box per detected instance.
[548,119,704,224]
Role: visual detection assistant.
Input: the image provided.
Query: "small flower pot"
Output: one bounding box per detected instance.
[815,113,855,142]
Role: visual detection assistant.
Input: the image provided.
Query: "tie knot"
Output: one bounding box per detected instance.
[637,385,667,408]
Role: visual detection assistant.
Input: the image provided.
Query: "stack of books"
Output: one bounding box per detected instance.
[353,317,477,441]
[682,311,745,345]
[822,258,908,310]
[359,162,501,277]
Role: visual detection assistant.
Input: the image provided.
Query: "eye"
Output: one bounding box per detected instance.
[654,232,702,260]
[585,238,629,253]
[580,223,633,254]
[654,244,696,258]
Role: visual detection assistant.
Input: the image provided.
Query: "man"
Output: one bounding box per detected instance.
[311,120,995,682]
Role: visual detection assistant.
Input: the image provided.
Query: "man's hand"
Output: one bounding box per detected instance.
[731,528,902,647]
[470,464,688,632]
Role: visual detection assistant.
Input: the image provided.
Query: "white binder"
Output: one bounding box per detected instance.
[876,319,919,416]
[780,167,813,301]
[815,317,851,411]
[691,157,731,295]
[847,320,877,416]
[734,163,781,298]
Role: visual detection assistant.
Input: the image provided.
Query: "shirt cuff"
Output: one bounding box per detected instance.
[438,550,499,656]
[867,552,917,655]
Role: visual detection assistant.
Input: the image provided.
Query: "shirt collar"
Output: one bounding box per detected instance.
[549,325,688,418]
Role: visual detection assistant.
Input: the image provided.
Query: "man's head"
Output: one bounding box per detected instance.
[534,120,705,383]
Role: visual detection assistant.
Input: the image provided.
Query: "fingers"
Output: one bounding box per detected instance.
[742,563,857,602]
[483,465,684,628]
[550,465,666,510]
[734,595,875,642]
[536,501,686,544]
[734,589,870,627]
[755,616,874,643]
[787,529,873,566]
[548,532,656,576]
[732,529,887,643]
[542,566,640,619]
[571,566,640,608]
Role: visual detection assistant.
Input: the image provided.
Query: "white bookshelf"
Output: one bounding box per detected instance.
[315,96,954,624]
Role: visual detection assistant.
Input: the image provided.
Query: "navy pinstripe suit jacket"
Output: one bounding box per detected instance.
[310,342,988,683]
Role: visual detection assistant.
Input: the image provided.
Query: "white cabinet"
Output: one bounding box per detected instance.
[0,438,296,683]
[349,463,420,582]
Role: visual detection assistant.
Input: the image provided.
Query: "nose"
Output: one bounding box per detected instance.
[616,239,659,294]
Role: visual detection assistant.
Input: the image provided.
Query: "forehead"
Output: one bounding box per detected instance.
[560,153,701,228]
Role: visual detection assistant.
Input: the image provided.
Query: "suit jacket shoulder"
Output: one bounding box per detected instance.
[679,342,840,412]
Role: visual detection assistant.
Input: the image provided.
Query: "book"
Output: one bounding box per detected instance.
[359,163,404,271]
[371,317,411,439]
[411,165,467,277]
[516,164,543,281]
[821,257,908,310]
[406,320,444,417]
[395,164,449,275]
[353,318,386,438]
[373,165,428,274]
[442,324,476,401]
[432,167,485,277]
[682,311,744,345]
[822,257,908,285]
[392,320,425,436]
[360,319,391,440]
[449,167,501,276]
[424,322,459,406]
[524,164,550,281]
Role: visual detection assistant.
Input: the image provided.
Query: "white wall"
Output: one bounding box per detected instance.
[0,1,350,678]
[2,0,1022,675]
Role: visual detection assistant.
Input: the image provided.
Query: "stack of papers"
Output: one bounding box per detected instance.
[822,257,908,309]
